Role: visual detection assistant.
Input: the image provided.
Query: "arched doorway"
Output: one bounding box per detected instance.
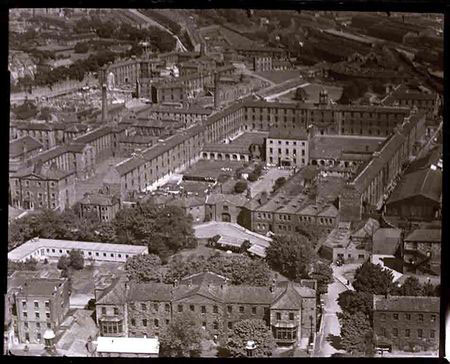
[222,213,231,222]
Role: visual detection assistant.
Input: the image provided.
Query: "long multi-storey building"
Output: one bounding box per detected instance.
[95,272,317,346]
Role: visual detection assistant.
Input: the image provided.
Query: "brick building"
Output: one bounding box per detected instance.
[205,194,248,224]
[373,295,439,352]
[9,136,43,173]
[79,190,121,223]
[95,272,317,346]
[253,56,273,72]
[12,277,70,344]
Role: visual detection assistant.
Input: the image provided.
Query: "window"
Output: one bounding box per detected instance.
[418,329,423,338]
[213,305,218,313]
[418,314,423,321]
[47,323,51,329]
[276,312,281,320]
[153,303,158,311]
[431,315,436,322]
[114,307,119,315]
[239,306,244,313]
[289,313,294,320]
[202,322,207,329]
[24,322,29,329]
[166,319,169,325]
[141,303,146,311]
[406,313,411,320]
[178,305,183,312]
[252,307,257,315]
[275,327,297,341]
[165,304,170,313]
[35,312,40,319]
[45,313,50,319]
[393,328,398,337]
[393,313,398,320]
[102,307,106,315]
[405,329,410,338]
[213,321,219,330]
[131,318,136,326]
[143,319,147,327]
[201,306,206,313]
[22,301,26,308]
[430,330,435,339]
[227,306,232,314]
[154,319,159,328]
[190,305,195,312]
[34,301,39,309]
[36,322,40,329]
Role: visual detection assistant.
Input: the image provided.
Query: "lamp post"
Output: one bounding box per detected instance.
[245,340,257,357]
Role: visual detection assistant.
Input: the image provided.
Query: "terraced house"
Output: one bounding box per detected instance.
[95,272,317,346]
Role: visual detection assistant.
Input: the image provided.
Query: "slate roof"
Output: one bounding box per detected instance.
[10,136,43,158]
[387,168,442,204]
[404,229,441,243]
[180,272,228,286]
[97,276,128,305]
[79,192,119,206]
[268,127,307,140]
[127,283,172,302]
[309,136,383,160]
[205,193,249,207]
[16,278,66,297]
[373,295,440,313]
[372,228,402,255]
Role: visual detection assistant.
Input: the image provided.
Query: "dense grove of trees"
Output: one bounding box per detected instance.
[163,253,272,286]
[337,262,440,355]
[8,201,197,263]
[265,235,316,282]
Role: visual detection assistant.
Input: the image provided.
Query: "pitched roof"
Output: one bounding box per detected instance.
[271,283,303,310]
[404,229,441,243]
[127,282,172,302]
[180,271,229,286]
[97,276,128,305]
[268,127,307,140]
[79,192,119,206]
[10,136,43,158]
[387,167,442,204]
[223,285,272,305]
[372,228,402,255]
[373,295,440,313]
[205,193,249,206]
[16,278,66,297]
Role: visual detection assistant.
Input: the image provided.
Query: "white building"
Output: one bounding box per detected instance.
[95,336,159,357]
[8,238,148,263]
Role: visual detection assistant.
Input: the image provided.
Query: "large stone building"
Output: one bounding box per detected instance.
[95,272,317,346]
[373,295,440,352]
[266,127,309,168]
[10,276,70,344]
[402,229,441,276]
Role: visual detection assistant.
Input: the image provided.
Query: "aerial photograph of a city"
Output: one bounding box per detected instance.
[5,8,443,358]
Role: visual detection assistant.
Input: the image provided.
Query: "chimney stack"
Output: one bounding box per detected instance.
[101,84,108,123]
[214,73,219,109]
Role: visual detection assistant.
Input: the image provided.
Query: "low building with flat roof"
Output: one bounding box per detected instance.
[95,336,159,357]
[8,238,148,263]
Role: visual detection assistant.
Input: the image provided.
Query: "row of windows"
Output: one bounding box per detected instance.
[127,303,268,315]
[269,148,306,156]
[44,248,130,259]
[22,300,50,310]
[23,322,52,330]
[268,157,305,165]
[381,327,437,339]
[269,140,306,146]
[380,313,437,322]
[22,312,51,319]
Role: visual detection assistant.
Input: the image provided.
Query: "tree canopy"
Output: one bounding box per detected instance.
[337,290,373,320]
[265,234,315,282]
[159,312,205,357]
[234,180,248,194]
[310,262,333,296]
[225,319,276,357]
[338,311,374,356]
[352,262,394,295]
[163,253,272,286]
[125,254,163,283]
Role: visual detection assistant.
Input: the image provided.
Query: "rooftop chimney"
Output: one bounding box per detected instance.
[101,84,108,123]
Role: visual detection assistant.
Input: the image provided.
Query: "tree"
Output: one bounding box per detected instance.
[234,180,248,194]
[159,312,204,357]
[163,254,272,287]
[74,42,89,53]
[266,235,315,282]
[352,262,394,295]
[310,262,333,296]
[69,249,84,270]
[272,177,286,192]
[247,172,258,182]
[422,281,440,297]
[337,290,373,319]
[225,319,276,357]
[57,255,71,270]
[125,254,163,283]
[392,276,422,296]
[338,311,374,356]
[8,258,38,275]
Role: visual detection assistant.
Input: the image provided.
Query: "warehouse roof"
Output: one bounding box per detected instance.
[373,295,440,313]
[10,136,43,158]
[404,229,441,243]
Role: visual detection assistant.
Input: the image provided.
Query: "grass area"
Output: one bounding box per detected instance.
[184,159,246,180]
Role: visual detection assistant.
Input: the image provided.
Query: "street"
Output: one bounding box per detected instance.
[313,263,360,357]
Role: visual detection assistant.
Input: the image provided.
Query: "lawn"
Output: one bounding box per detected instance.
[183,159,246,180]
